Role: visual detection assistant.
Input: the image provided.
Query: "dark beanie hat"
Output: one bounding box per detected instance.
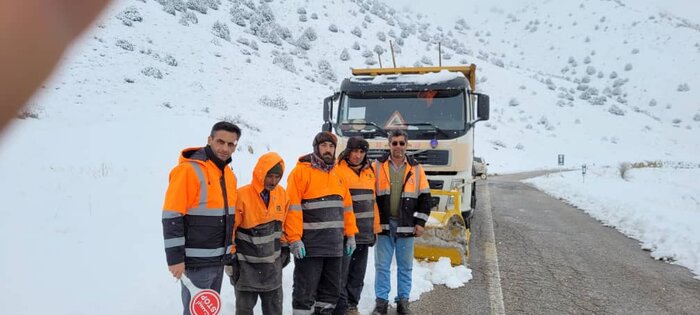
[267,162,283,176]
[313,131,337,148]
[346,136,369,152]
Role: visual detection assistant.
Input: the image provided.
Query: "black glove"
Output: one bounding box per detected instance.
[225,255,239,286]
[281,246,291,268]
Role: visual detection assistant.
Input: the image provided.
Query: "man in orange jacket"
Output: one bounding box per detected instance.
[162,121,240,315]
[285,131,359,315]
[333,136,381,315]
[228,152,289,315]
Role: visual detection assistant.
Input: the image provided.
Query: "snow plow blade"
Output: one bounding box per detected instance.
[414,189,470,266]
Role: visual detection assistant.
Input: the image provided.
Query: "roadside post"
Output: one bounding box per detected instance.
[582,164,587,183]
[558,154,565,166]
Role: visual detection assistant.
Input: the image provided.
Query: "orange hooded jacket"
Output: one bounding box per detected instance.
[335,159,381,245]
[231,152,288,291]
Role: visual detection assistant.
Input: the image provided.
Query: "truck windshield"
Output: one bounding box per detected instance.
[336,90,466,139]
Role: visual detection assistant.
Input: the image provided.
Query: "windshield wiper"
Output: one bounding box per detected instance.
[340,122,388,137]
[397,122,449,138]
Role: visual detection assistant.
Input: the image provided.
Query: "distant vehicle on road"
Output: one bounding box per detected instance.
[473,156,488,180]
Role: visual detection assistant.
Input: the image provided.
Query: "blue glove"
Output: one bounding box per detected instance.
[290,240,306,259]
[345,236,356,256]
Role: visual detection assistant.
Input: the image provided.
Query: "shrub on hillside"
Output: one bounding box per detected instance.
[299,14,307,22]
[677,83,690,92]
[608,104,625,116]
[115,39,134,51]
[141,66,163,79]
[180,11,198,25]
[212,21,230,41]
[303,27,317,41]
[351,27,362,38]
[117,6,143,26]
[509,98,519,106]
[318,60,337,82]
[272,52,296,73]
[624,63,633,71]
[163,54,178,66]
[352,42,360,50]
[187,0,208,14]
[295,36,311,50]
[340,48,350,61]
[258,96,288,110]
[329,24,338,33]
[377,32,386,42]
[311,13,318,20]
[420,56,433,65]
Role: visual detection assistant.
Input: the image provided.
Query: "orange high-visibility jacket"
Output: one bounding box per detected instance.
[335,159,381,245]
[232,152,288,291]
[374,155,431,237]
[162,147,237,267]
[284,154,359,257]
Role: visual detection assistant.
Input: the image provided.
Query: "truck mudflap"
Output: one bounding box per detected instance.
[414,189,471,266]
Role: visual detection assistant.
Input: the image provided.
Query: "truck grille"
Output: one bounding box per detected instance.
[367,149,449,166]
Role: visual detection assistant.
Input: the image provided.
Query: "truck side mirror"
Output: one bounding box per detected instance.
[323,95,333,122]
[476,93,489,121]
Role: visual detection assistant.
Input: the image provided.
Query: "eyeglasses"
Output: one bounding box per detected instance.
[391,141,406,147]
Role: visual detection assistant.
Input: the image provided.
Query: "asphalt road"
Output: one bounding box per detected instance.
[406,171,700,315]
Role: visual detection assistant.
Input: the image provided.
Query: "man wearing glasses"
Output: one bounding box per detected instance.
[162,121,241,314]
[371,129,432,315]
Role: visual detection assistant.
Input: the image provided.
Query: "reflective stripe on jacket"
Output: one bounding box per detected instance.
[336,159,381,245]
[162,147,237,267]
[233,152,288,291]
[374,155,431,237]
[284,154,359,257]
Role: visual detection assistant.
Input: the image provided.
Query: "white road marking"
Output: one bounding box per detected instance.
[480,183,506,315]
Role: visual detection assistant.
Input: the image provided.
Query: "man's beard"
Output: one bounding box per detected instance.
[322,153,335,165]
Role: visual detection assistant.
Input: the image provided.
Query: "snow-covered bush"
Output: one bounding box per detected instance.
[420,56,433,65]
[693,113,700,122]
[295,36,311,50]
[340,48,350,61]
[180,11,198,25]
[361,49,373,58]
[352,42,360,50]
[584,56,591,64]
[609,71,618,79]
[272,52,296,73]
[303,27,317,41]
[509,98,519,106]
[163,54,178,66]
[317,60,337,82]
[377,32,386,42]
[373,45,385,55]
[672,118,682,124]
[212,21,230,41]
[618,162,631,180]
[677,83,690,92]
[311,13,318,20]
[329,24,338,32]
[237,37,250,45]
[649,99,657,106]
[115,39,134,51]
[586,66,596,75]
[297,7,306,14]
[624,63,633,71]
[608,104,625,116]
[365,57,377,66]
[141,66,163,79]
[351,27,362,38]
[249,40,258,51]
[258,96,288,110]
[632,48,639,54]
[299,14,307,22]
[117,6,143,26]
[187,0,208,14]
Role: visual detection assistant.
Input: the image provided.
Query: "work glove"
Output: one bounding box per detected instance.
[290,240,306,259]
[281,246,291,268]
[345,236,356,256]
[224,255,239,285]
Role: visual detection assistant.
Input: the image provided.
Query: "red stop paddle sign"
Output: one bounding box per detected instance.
[181,274,221,315]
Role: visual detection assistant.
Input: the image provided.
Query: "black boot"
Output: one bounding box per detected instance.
[397,298,412,315]
[371,298,389,315]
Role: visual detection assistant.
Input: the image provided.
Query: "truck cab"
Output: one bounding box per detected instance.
[323,65,489,227]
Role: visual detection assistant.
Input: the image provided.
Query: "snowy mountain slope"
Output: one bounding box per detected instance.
[1,0,699,314]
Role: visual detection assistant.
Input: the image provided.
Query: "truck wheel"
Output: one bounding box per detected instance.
[480,173,487,180]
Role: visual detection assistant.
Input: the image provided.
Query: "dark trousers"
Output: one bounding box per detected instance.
[333,245,370,315]
[292,256,343,315]
[235,287,283,315]
[180,265,224,315]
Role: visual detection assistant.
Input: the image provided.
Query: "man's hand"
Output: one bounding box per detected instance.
[414,225,425,237]
[169,262,185,279]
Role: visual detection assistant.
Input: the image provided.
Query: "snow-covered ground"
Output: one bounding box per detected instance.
[1,0,699,313]
[526,165,700,280]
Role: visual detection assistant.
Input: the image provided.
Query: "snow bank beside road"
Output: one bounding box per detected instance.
[526,166,700,279]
